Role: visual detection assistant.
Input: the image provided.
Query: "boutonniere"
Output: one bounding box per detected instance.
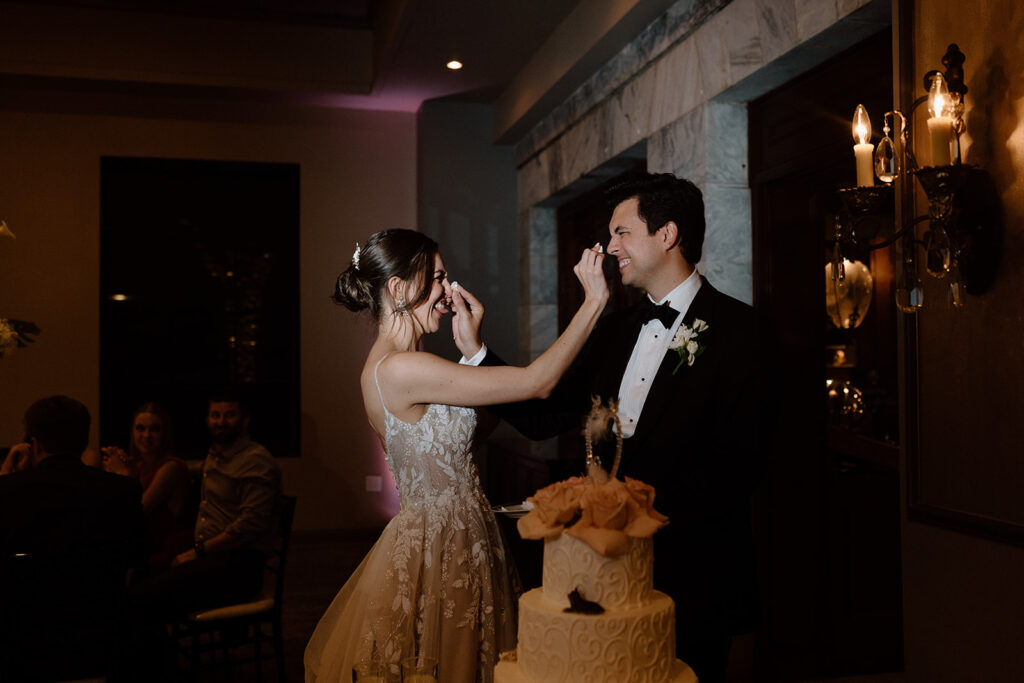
[668,319,709,374]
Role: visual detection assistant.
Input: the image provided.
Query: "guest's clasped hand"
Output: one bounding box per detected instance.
[100,445,137,477]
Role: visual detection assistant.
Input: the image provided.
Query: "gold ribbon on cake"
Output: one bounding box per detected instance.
[517,397,668,557]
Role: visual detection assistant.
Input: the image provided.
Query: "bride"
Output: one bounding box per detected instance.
[304,229,607,682]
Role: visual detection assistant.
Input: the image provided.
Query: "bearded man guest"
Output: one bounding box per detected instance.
[130,389,282,621]
[465,173,775,683]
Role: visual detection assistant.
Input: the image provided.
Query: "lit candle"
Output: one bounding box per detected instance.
[926,73,952,166]
[852,104,874,187]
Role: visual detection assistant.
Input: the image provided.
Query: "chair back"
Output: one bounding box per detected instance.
[263,495,297,607]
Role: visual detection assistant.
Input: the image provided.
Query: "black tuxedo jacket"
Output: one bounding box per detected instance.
[0,456,148,679]
[486,278,774,635]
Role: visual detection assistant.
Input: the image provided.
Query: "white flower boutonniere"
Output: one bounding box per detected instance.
[669,319,709,374]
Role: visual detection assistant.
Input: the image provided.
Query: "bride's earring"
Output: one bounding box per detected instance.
[395,295,409,317]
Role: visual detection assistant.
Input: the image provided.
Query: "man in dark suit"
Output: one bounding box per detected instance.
[461,173,773,683]
[0,395,148,682]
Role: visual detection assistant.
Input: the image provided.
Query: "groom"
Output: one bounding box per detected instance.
[456,172,772,683]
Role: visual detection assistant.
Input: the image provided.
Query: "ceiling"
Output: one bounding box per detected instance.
[16,0,586,110]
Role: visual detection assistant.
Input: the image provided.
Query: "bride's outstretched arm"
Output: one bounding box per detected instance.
[380,247,608,410]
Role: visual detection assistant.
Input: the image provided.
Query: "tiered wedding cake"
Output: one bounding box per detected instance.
[494,401,695,683]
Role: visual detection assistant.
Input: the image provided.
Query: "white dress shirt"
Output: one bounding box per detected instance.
[617,270,701,437]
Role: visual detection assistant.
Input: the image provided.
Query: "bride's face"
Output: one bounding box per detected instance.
[408,252,452,334]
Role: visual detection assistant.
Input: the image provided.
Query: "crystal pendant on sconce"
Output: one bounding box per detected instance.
[923,227,953,278]
[831,240,844,284]
[874,134,899,183]
[949,262,967,308]
[895,267,924,313]
[949,278,967,308]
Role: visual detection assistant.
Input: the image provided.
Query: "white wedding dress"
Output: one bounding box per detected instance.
[305,356,516,682]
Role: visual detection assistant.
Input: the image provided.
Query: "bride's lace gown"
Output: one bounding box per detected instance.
[305,357,517,682]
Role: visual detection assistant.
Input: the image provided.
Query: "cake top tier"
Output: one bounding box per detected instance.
[517,475,668,557]
[542,533,654,608]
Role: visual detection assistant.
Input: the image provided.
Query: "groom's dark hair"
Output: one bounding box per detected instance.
[605,172,705,265]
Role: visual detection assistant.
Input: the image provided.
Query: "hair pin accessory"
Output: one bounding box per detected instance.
[351,242,361,270]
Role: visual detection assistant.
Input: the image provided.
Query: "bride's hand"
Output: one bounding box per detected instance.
[451,283,486,359]
[574,243,608,306]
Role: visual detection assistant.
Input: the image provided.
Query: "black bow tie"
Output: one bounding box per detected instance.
[638,298,678,328]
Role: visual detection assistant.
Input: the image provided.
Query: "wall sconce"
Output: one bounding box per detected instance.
[834,44,1001,313]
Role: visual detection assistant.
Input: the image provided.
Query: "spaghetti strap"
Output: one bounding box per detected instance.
[373,353,393,416]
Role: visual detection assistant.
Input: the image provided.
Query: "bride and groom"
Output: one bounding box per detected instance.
[305,172,769,683]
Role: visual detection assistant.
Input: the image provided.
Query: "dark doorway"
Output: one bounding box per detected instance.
[100,157,300,460]
[749,28,902,679]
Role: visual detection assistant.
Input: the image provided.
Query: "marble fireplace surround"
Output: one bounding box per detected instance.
[514,0,891,362]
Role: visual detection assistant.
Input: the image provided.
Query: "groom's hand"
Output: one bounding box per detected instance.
[451,284,485,359]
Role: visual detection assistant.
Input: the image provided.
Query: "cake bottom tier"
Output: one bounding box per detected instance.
[498,588,688,683]
[495,658,696,683]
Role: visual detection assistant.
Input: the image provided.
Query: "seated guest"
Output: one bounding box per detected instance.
[102,402,192,572]
[130,389,282,620]
[0,395,148,682]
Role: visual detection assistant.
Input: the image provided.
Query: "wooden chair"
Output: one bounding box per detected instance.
[174,494,297,681]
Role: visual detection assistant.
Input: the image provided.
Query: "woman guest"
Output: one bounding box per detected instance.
[305,229,607,683]
[103,403,192,572]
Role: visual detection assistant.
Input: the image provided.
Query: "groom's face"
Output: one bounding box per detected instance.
[607,197,666,292]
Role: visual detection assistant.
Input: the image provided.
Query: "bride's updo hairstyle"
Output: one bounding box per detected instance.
[333,228,440,321]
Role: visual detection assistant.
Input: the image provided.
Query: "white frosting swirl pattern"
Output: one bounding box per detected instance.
[514,589,677,682]
[542,534,653,608]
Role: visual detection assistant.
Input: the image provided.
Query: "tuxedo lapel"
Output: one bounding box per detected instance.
[628,279,718,448]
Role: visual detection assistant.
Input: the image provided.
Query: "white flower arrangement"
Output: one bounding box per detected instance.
[668,318,709,374]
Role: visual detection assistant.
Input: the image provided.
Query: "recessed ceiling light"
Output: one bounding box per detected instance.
[446,60,463,71]
[110,294,129,301]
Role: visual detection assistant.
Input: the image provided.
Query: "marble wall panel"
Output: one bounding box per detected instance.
[694,20,729,100]
[526,303,558,361]
[608,79,648,161]
[705,102,749,185]
[755,0,799,64]
[794,0,841,42]
[559,118,601,192]
[703,259,754,303]
[718,0,766,85]
[518,212,533,303]
[650,36,703,137]
[514,0,731,167]
[650,104,707,181]
[528,207,557,258]
[703,183,753,265]
[836,0,872,17]
[518,151,553,212]
[529,254,558,306]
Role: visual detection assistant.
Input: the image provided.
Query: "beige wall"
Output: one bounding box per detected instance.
[0,106,417,532]
[902,1,1024,680]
